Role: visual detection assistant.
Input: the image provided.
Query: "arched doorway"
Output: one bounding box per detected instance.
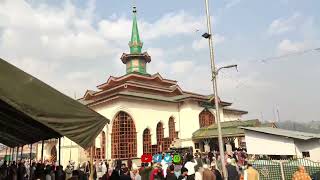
[142,128,151,154]
[199,109,215,128]
[111,111,137,159]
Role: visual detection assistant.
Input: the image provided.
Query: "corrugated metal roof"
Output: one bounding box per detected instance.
[223,107,248,114]
[192,119,260,140]
[240,127,320,140]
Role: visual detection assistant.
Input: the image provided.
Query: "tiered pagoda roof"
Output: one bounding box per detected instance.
[79,6,241,111]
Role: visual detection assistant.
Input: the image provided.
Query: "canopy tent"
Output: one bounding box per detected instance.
[0,58,109,149]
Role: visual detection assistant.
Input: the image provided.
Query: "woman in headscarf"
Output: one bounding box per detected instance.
[292,166,311,180]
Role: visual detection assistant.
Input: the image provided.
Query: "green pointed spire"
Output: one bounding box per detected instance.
[129,6,143,54]
[120,6,151,75]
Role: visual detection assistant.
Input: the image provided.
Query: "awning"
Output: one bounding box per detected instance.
[0,58,109,149]
[192,119,260,140]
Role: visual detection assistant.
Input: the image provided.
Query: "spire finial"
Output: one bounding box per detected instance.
[133,6,137,13]
[129,5,143,54]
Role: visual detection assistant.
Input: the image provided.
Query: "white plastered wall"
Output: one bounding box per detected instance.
[245,130,297,155]
[93,98,183,159]
[295,139,320,162]
[38,98,246,164]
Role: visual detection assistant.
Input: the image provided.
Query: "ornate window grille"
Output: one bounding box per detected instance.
[143,128,151,154]
[199,109,215,128]
[168,117,176,140]
[111,111,137,159]
[156,122,164,152]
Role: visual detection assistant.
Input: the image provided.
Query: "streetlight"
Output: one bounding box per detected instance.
[203,0,238,179]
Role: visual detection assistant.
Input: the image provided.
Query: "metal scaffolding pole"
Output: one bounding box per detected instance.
[16,147,19,162]
[89,146,94,180]
[58,138,61,166]
[29,144,32,165]
[41,140,44,162]
[11,148,14,162]
[20,145,24,161]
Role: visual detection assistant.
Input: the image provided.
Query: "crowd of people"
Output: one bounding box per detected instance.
[0,160,93,180]
[0,148,318,180]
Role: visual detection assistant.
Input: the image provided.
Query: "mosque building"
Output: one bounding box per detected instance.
[34,6,252,167]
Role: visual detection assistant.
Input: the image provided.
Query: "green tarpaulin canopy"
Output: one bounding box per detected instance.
[0,58,109,149]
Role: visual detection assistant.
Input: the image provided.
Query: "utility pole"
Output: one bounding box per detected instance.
[204,0,228,179]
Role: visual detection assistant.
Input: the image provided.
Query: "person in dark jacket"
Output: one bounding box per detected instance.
[68,170,79,180]
[17,162,26,180]
[101,168,110,180]
[312,171,320,180]
[166,164,177,180]
[178,167,188,180]
[211,163,222,180]
[110,169,120,180]
[9,161,17,180]
[226,159,239,180]
[120,167,131,180]
[0,161,8,180]
[55,165,65,180]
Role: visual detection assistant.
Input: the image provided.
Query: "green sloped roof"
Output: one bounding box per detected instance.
[192,119,260,140]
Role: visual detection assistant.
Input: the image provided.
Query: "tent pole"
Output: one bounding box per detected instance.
[41,140,44,162]
[8,148,11,162]
[16,147,19,162]
[29,144,32,165]
[90,146,94,180]
[11,147,14,163]
[20,145,24,161]
[58,138,61,166]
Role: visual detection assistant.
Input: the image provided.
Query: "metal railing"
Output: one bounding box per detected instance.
[252,158,320,180]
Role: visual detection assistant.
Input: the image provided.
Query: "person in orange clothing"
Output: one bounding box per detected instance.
[244,162,259,180]
[292,166,311,180]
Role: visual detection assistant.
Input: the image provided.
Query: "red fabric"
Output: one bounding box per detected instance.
[150,169,159,180]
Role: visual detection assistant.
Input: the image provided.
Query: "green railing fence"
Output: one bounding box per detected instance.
[253,158,320,180]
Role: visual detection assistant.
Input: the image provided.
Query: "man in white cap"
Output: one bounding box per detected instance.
[130,163,141,180]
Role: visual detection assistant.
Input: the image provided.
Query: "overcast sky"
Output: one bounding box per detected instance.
[0,0,319,122]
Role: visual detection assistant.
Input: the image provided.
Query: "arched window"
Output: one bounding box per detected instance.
[143,128,151,154]
[156,122,164,152]
[168,117,176,140]
[199,109,215,128]
[111,111,137,159]
[101,131,106,160]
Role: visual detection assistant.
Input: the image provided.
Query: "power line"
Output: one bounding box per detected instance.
[217,47,320,89]
[251,47,320,64]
